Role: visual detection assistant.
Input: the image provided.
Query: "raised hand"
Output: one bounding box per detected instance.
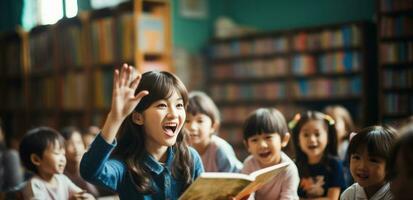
[110,64,149,121]
[100,64,149,143]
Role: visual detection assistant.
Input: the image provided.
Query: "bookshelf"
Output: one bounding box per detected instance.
[0,0,172,138]
[207,22,377,159]
[0,29,29,139]
[377,0,413,124]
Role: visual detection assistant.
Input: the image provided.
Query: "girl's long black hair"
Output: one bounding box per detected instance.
[113,71,193,193]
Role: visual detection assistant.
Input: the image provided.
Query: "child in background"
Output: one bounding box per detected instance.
[241,108,299,200]
[19,127,94,200]
[80,65,204,199]
[389,123,413,200]
[185,91,242,172]
[61,126,100,197]
[340,126,397,200]
[290,111,345,199]
[82,126,100,148]
[324,105,355,161]
[324,105,356,187]
[0,118,24,194]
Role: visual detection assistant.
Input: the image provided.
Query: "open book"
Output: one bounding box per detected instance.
[179,162,290,200]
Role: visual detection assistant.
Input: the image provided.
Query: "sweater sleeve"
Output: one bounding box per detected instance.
[80,134,125,191]
[279,162,300,200]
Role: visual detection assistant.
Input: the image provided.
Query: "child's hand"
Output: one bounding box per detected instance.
[110,64,149,121]
[71,190,96,200]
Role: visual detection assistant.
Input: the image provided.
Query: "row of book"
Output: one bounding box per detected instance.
[291,51,361,75]
[210,82,287,102]
[383,93,412,114]
[220,104,296,125]
[4,83,24,110]
[383,68,413,88]
[30,77,57,109]
[380,0,413,12]
[211,25,362,59]
[212,58,288,79]
[0,39,22,75]
[90,12,165,65]
[56,25,85,68]
[93,69,113,109]
[221,106,260,124]
[380,16,413,38]
[29,30,54,72]
[292,77,361,97]
[61,73,88,110]
[292,25,361,51]
[219,127,243,148]
[211,37,289,59]
[380,41,413,63]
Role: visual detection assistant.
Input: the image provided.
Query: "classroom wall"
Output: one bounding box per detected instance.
[0,0,375,53]
[0,0,23,32]
[226,0,376,30]
[173,0,376,53]
[172,0,227,53]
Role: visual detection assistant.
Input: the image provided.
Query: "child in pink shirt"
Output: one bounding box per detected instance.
[241,108,299,200]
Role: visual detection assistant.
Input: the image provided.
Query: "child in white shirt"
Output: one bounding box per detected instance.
[19,127,94,200]
[340,126,397,200]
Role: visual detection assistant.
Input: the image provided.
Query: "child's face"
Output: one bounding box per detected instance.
[36,141,66,176]
[65,131,86,164]
[298,120,328,163]
[185,113,215,148]
[350,149,386,191]
[245,133,288,168]
[137,90,186,150]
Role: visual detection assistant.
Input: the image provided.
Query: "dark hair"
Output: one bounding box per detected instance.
[60,126,81,141]
[19,127,65,174]
[243,108,289,140]
[187,91,220,131]
[324,105,355,139]
[389,123,413,180]
[113,71,192,193]
[348,125,397,180]
[290,111,337,177]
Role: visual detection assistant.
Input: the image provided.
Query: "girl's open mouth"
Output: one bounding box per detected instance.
[163,124,177,136]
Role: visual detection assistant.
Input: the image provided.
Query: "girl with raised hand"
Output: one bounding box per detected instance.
[80,64,204,200]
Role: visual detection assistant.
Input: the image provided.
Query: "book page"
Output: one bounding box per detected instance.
[179,177,251,200]
[235,162,289,199]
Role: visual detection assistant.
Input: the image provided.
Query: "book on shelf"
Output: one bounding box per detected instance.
[179,162,289,200]
[138,13,165,53]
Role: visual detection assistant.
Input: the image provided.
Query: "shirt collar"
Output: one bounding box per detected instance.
[144,147,174,175]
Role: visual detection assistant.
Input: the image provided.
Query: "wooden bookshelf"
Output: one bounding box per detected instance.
[0,29,30,138]
[207,22,377,159]
[377,0,413,124]
[0,0,172,137]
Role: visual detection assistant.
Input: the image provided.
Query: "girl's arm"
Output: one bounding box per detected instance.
[101,64,148,144]
[80,64,148,190]
[326,187,341,200]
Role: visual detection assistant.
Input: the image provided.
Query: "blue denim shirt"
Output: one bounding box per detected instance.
[80,134,204,200]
